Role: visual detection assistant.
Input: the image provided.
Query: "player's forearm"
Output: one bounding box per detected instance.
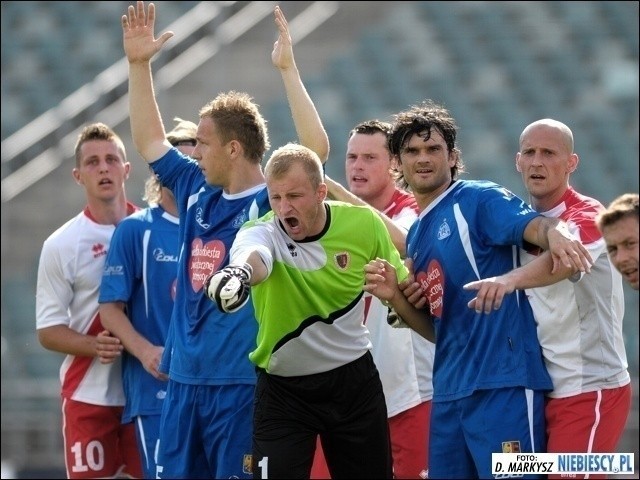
[237,251,269,286]
[389,297,435,342]
[503,251,576,289]
[325,176,362,204]
[37,324,102,357]
[99,303,155,360]
[524,215,562,251]
[280,67,330,163]
[128,61,170,162]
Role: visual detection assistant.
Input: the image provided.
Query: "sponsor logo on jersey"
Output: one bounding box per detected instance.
[103,265,124,276]
[416,259,444,318]
[92,243,107,258]
[153,247,178,262]
[195,207,210,229]
[189,238,226,292]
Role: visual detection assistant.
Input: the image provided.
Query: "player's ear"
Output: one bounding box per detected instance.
[317,182,328,203]
[515,153,522,173]
[567,153,579,173]
[72,168,83,185]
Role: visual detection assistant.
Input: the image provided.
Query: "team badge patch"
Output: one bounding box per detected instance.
[437,218,451,240]
[243,454,253,474]
[334,252,350,269]
[502,440,521,453]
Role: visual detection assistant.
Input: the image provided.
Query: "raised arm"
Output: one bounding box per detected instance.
[123,1,174,162]
[272,6,329,163]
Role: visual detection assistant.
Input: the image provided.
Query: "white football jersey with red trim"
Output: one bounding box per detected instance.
[522,187,629,398]
[367,189,435,417]
[36,210,126,406]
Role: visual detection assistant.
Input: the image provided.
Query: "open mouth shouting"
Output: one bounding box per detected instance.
[283,216,303,238]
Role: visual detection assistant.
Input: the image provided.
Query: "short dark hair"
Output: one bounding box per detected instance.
[348,119,392,139]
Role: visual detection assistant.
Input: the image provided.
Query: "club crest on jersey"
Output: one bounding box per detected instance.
[334,251,350,269]
[502,440,521,453]
[232,211,248,229]
[437,218,451,240]
[500,187,516,200]
[242,454,253,474]
[287,242,298,257]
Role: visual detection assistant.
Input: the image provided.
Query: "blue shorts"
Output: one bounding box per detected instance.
[133,414,161,480]
[156,381,254,479]
[429,387,546,479]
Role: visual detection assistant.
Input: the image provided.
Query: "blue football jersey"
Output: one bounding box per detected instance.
[151,150,270,386]
[406,180,553,402]
[99,205,179,422]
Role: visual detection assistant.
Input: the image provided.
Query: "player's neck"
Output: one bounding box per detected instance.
[224,165,266,195]
[86,194,130,225]
[366,183,396,212]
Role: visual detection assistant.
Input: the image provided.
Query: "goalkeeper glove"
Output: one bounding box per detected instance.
[204,263,253,313]
[387,307,409,328]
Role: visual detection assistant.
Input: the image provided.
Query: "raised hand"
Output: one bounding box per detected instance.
[122,1,174,64]
[271,5,295,72]
[204,264,253,313]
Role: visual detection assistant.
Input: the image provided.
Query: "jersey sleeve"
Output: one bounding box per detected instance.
[98,218,141,304]
[230,218,277,277]
[392,206,418,232]
[475,184,540,247]
[35,238,74,329]
[372,211,410,283]
[150,149,205,215]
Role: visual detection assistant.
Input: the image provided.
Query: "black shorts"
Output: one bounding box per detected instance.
[252,351,392,479]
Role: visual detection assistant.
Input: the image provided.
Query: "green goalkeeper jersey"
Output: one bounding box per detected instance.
[230,201,409,376]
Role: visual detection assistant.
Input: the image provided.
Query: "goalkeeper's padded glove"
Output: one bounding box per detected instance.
[203,263,253,313]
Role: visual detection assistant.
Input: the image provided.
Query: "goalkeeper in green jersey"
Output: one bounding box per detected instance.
[205,143,408,479]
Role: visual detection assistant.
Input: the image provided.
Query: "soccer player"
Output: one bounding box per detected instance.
[312,120,434,479]
[96,118,197,478]
[596,192,639,290]
[362,100,592,478]
[204,143,406,478]
[121,2,329,477]
[35,122,142,479]
[513,119,630,478]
